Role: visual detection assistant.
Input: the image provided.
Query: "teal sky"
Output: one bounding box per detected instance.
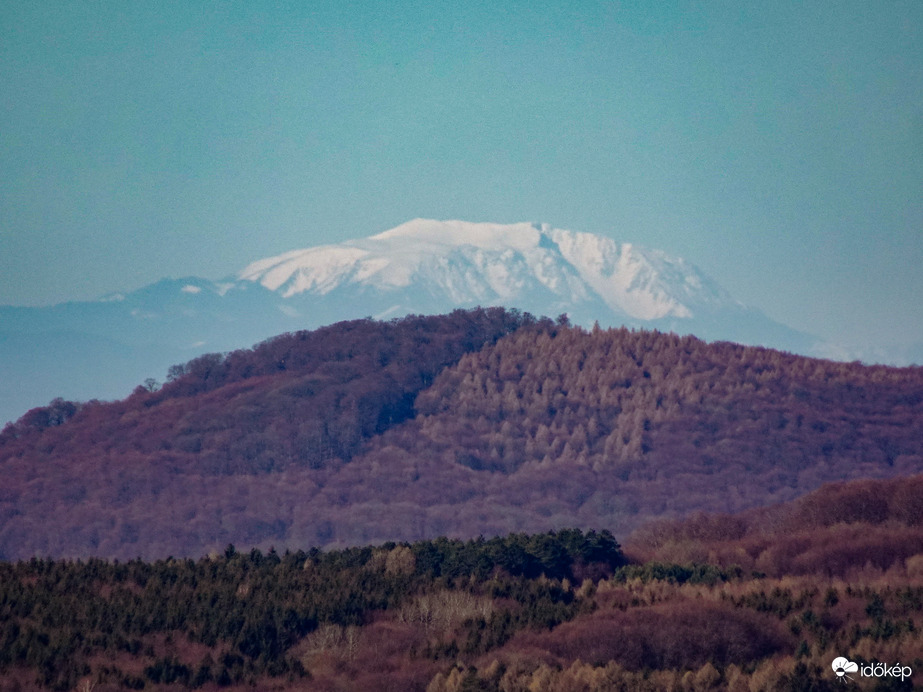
[1,1,921,351]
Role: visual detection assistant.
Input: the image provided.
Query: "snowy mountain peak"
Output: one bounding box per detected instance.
[237,219,738,323]
[371,218,546,251]
[0,219,828,425]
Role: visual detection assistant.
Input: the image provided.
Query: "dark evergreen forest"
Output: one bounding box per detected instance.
[0,479,921,691]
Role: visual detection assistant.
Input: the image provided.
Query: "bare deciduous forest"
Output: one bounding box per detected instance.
[1,310,922,689]
[1,310,921,560]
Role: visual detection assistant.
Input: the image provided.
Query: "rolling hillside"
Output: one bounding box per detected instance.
[1,476,921,691]
[1,309,921,560]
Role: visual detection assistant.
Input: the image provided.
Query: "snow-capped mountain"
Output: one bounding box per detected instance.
[239,219,728,319]
[236,219,807,348]
[0,219,825,425]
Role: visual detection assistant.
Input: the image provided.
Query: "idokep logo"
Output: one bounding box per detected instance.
[832,656,913,683]
[831,657,858,682]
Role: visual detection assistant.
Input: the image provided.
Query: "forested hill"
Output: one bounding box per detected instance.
[2,309,922,560]
[2,479,921,691]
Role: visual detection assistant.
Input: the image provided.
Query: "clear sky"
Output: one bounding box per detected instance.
[1,1,921,352]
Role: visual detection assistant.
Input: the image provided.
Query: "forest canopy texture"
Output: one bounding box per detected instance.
[1,308,922,560]
[1,480,921,691]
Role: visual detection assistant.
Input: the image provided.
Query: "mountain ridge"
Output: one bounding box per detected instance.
[238,218,742,323]
[3,310,921,561]
[0,219,863,425]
